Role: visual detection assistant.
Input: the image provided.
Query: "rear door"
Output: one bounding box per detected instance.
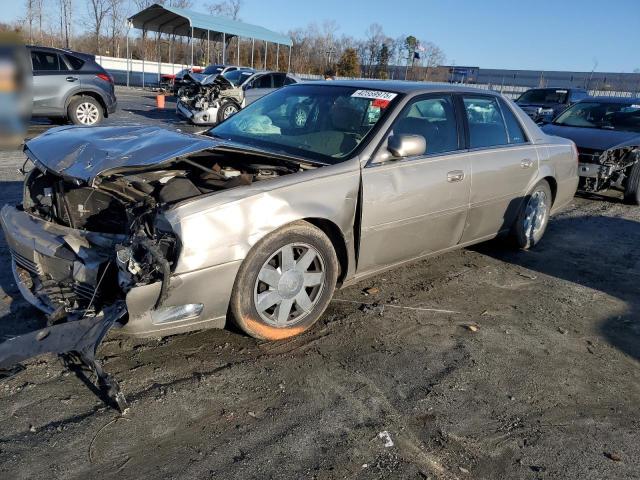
[458,94,540,242]
[30,50,75,115]
[358,94,471,273]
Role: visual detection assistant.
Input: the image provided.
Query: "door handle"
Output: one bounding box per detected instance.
[447,170,465,182]
[521,158,534,169]
[65,76,79,82]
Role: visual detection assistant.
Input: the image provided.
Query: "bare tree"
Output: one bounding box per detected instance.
[87,0,111,54]
[57,0,73,49]
[207,0,242,19]
[106,0,126,57]
[24,0,36,44]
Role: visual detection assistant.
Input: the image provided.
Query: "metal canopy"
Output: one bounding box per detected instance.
[128,3,292,46]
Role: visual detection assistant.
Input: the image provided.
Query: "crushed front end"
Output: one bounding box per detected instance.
[578,144,640,193]
[176,73,244,125]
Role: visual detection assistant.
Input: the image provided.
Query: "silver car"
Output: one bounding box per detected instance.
[1,82,578,347]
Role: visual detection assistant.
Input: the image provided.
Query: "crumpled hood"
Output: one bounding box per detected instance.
[541,124,640,151]
[25,125,219,183]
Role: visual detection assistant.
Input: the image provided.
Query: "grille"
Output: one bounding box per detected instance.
[11,250,41,275]
[73,282,99,301]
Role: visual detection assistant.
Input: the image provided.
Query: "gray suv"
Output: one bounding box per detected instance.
[29,46,117,125]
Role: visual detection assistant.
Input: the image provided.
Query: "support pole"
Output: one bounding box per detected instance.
[237,37,240,65]
[251,38,254,68]
[190,27,194,67]
[276,43,279,71]
[287,45,291,73]
[264,41,268,70]
[222,32,226,64]
[142,29,145,88]
[207,30,210,64]
[126,28,130,87]
[157,36,161,86]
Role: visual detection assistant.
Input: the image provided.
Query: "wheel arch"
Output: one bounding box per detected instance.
[65,90,109,117]
[303,217,349,285]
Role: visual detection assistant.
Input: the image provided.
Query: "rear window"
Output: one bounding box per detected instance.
[65,54,85,70]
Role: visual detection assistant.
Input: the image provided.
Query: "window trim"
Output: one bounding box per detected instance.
[497,97,529,145]
[459,93,531,152]
[368,92,465,167]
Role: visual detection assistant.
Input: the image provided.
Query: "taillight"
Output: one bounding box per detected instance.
[96,73,113,83]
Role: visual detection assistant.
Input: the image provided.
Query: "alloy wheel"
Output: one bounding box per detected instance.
[523,189,549,240]
[76,102,100,125]
[253,243,326,327]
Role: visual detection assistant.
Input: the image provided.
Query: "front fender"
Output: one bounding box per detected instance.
[164,159,362,276]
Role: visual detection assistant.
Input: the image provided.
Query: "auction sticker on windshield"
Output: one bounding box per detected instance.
[351,90,398,101]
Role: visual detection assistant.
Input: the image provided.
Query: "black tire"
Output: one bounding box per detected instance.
[623,159,640,205]
[217,99,239,123]
[229,221,339,340]
[512,180,553,250]
[67,96,104,126]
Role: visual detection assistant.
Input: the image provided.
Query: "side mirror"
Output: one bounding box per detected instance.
[387,134,426,158]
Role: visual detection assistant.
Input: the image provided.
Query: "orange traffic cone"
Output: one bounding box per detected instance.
[156,94,165,109]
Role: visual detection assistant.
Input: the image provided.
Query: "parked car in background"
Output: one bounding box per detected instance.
[161,67,203,94]
[28,45,117,125]
[202,64,253,76]
[516,87,588,123]
[1,82,578,355]
[176,72,244,125]
[541,97,640,204]
[242,71,299,105]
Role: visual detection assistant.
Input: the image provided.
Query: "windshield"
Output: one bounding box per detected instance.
[208,85,400,163]
[223,69,254,86]
[553,101,640,133]
[203,65,224,75]
[517,89,568,104]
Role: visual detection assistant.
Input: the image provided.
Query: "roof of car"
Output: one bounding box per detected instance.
[580,96,640,104]
[295,80,503,96]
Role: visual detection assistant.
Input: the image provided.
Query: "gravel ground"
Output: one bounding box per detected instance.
[0,87,638,480]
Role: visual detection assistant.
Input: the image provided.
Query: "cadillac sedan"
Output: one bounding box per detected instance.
[1,82,578,346]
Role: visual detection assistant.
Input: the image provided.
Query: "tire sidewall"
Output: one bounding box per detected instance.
[68,96,103,126]
[514,180,552,249]
[624,159,640,205]
[230,222,338,340]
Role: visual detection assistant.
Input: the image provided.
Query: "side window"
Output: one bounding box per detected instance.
[65,54,85,70]
[284,75,297,85]
[254,74,272,89]
[31,51,60,71]
[392,95,459,155]
[462,96,509,148]
[272,73,286,88]
[499,99,527,144]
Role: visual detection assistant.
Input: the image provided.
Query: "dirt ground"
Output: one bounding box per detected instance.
[0,88,639,480]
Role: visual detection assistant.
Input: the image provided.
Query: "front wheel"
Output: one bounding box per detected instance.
[511,180,552,249]
[217,99,239,123]
[230,221,338,340]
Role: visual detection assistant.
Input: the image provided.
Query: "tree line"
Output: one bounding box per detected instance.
[7,0,447,80]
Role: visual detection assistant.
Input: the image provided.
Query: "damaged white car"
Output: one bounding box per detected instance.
[176,72,245,125]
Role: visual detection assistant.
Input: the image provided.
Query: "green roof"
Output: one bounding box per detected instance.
[129,3,292,46]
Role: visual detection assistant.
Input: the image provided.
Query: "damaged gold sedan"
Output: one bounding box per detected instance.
[0,82,578,407]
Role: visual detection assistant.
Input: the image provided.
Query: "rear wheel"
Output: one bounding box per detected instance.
[511,180,552,249]
[623,160,640,205]
[68,96,103,126]
[230,221,338,340]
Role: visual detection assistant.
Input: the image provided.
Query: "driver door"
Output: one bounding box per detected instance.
[357,94,471,275]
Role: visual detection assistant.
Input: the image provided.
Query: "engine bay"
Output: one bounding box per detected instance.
[19,150,306,315]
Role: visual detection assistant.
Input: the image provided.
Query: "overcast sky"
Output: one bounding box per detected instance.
[6,0,640,72]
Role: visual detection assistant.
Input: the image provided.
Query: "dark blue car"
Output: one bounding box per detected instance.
[541,97,640,204]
